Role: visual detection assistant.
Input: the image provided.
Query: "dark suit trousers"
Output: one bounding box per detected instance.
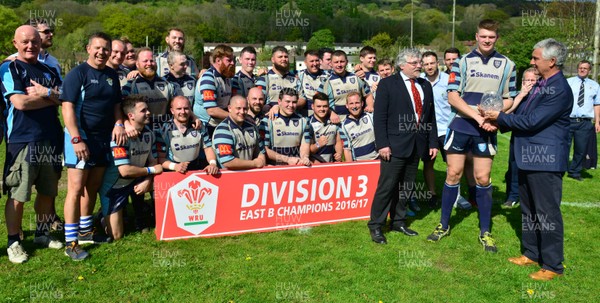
[368,150,418,230]
[584,128,597,169]
[568,120,594,177]
[518,170,564,274]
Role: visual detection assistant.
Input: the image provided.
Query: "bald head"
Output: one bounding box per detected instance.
[170,96,192,124]
[229,95,248,125]
[13,25,41,63]
[247,87,265,116]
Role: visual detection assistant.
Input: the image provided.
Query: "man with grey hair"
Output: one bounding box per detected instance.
[165,51,196,105]
[484,38,571,281]
[367,48,437,244]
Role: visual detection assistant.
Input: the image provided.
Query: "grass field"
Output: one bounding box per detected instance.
[0,133,599,303]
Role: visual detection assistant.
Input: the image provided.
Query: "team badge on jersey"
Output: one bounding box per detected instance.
[288,78,294,83]
[43,72,51,80]
[362,116,368,124]
[293,120,299,127]
[373,75,379,82]
[107,78,113,86]
[119,74,124,80]
[350,77,356,84]
[144,133,150,144]
[478,143,487,153]
[190,130,198,137]
[248,130,255,138]
[493,60,502,69]
[157,83,165,91]
[186,82,194,90]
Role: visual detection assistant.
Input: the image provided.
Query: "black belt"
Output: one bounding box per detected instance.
[570,117,593,122]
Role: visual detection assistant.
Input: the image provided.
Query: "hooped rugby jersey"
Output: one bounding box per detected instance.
[447,49,516,135]
[255,69,299,106]
[213,116,264,164]
[122,75,180,117]
[259,113,310,164]
[298,69,328,116]
[155,120,211,166]
[231,70,256,98]
[340,112,378,161]
[108,126,156,188]
[318,71,371,119]
[307,115,342,163]
[165,73,196,105]
[198,66,232,127]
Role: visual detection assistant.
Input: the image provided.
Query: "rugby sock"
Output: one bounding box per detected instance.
[65,223,79,243]
[8,234,21,247]
[440,183,459,230]
[79,216,93,234]
[477,183,493,235]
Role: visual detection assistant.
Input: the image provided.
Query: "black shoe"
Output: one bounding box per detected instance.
[567,174,583,181]
[428,195,438,208]
[391,225,419,236]
[369,228,387,244]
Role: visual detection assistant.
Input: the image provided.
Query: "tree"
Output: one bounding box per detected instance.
[363,32,395,60]
[0,5,21,56]
[497,24,563,79]
[306,29,334,51]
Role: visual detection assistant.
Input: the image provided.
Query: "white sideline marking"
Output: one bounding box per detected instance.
[561,202,600,208]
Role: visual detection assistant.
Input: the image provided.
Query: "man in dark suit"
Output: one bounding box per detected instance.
[368,49,438,244]
[484,38,572,281]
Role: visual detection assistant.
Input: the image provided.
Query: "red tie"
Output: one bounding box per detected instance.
[410,79,422,122]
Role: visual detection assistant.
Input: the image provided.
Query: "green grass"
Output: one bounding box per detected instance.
[1,133,599,302]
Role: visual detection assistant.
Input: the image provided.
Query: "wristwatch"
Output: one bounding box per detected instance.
[71,136,82,144]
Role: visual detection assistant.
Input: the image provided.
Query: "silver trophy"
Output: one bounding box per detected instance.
[480,91,503,111]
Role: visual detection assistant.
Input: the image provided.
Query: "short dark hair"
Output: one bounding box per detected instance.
[332,50,347,60]
[122,95,147,115]
[377,58,393,67]
[304,50,319,57]
[240,46,257,56]
[578,60,592,68]
[422,51,438,60]
[88,32,112,45]
[278,87,298,100]
[312,92,328,103]
[360,46,377,57]
[478,19,499,33]
[318,48,334,60]
[272,46,288,56]
[444,47,461,58]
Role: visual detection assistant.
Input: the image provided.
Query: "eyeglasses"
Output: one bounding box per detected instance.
[38,29,54,35]
[406,61,421,66]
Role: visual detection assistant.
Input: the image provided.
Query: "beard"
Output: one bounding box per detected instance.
[273,62,289,74]
[139,67,156,79]
[219,63,236,78]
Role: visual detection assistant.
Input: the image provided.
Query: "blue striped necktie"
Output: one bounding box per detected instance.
[578,79,584,107]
